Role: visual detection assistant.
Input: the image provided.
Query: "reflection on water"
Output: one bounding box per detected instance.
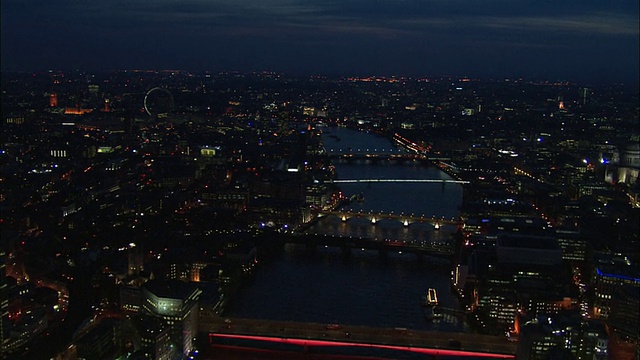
[226,245,467,332]
[305,216,456,246]
[331,161,463,219]
[226,127,467,332]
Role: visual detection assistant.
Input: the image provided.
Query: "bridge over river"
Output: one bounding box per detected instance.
[316,210,462,228]
[326,149,452,163]
[332,178,469,184]
[287,233,454,257]
[202,317,517,359]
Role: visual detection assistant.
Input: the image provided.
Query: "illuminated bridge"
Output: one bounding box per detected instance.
[287,233,454,257]
[326,147,407,156]
[317,210,462,228]
[327,151,451,162]
[202,317,517,359]
[332,178,469,185]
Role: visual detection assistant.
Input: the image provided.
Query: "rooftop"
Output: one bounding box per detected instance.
[497,234,560,250]
[143,279,200,301]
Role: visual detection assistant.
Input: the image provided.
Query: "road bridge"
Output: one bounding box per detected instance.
[202,317,516,358]
[317,210,461,228]
[288,233,454,257]
[332,178,469,184]
[327,152,452,163]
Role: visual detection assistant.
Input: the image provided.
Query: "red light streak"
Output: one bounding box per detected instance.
[210,333,514,358]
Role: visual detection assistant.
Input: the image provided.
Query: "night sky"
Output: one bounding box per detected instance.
[2,0,638,83]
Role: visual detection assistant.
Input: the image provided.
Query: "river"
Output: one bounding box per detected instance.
[225,127,467,332]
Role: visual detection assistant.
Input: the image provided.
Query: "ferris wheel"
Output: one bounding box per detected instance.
[143,87,174,117]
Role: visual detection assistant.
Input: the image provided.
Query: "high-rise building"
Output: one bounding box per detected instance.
[127,244,144,277]
[120,285,142,314]
[608,285,639,359]
[130,314,173,360]
[142,280,201,358]
[495,234,563,266]
[517,312,608,360]
[73,318,119,360]
[555,228,587,263]
[592,253,640,319]
[471,233,574,332]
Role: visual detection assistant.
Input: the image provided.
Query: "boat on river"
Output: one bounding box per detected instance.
[423,288,439,307]
[422,288,443,321]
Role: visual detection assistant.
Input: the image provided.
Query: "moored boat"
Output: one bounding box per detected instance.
[424,288,439,307]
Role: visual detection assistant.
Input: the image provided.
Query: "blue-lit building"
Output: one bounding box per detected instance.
[592,253,640,319]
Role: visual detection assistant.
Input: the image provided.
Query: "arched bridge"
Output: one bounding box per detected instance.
[288,233,454,257]
[317,210,462,228]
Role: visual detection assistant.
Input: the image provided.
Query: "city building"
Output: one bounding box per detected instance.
[130,314,173,360]
[495,234,562,266]
[516,312,608,360]
[73,318,119,360]
[618,141,640,184]
[607,284,639,359]
[555,228,588,263]
[142,279,202,358]
[592,253,640,319]
[1,72,638,357]
[120,285,143,314]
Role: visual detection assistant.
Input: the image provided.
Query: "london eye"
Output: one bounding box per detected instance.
[143,87,174,118]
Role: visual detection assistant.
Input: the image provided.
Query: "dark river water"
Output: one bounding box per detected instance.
[225,127,468,332]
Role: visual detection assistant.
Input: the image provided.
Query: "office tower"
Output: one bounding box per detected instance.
[142,280,201,358]
[592,253,640,319]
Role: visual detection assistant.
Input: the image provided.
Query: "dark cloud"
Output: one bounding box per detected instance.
[2,0,638,82]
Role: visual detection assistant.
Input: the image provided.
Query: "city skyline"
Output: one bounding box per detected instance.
[1,67,638,358]
[2,0,639,84]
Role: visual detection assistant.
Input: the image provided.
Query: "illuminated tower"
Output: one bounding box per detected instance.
[103,98,110,112]
[49,93,58,107]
